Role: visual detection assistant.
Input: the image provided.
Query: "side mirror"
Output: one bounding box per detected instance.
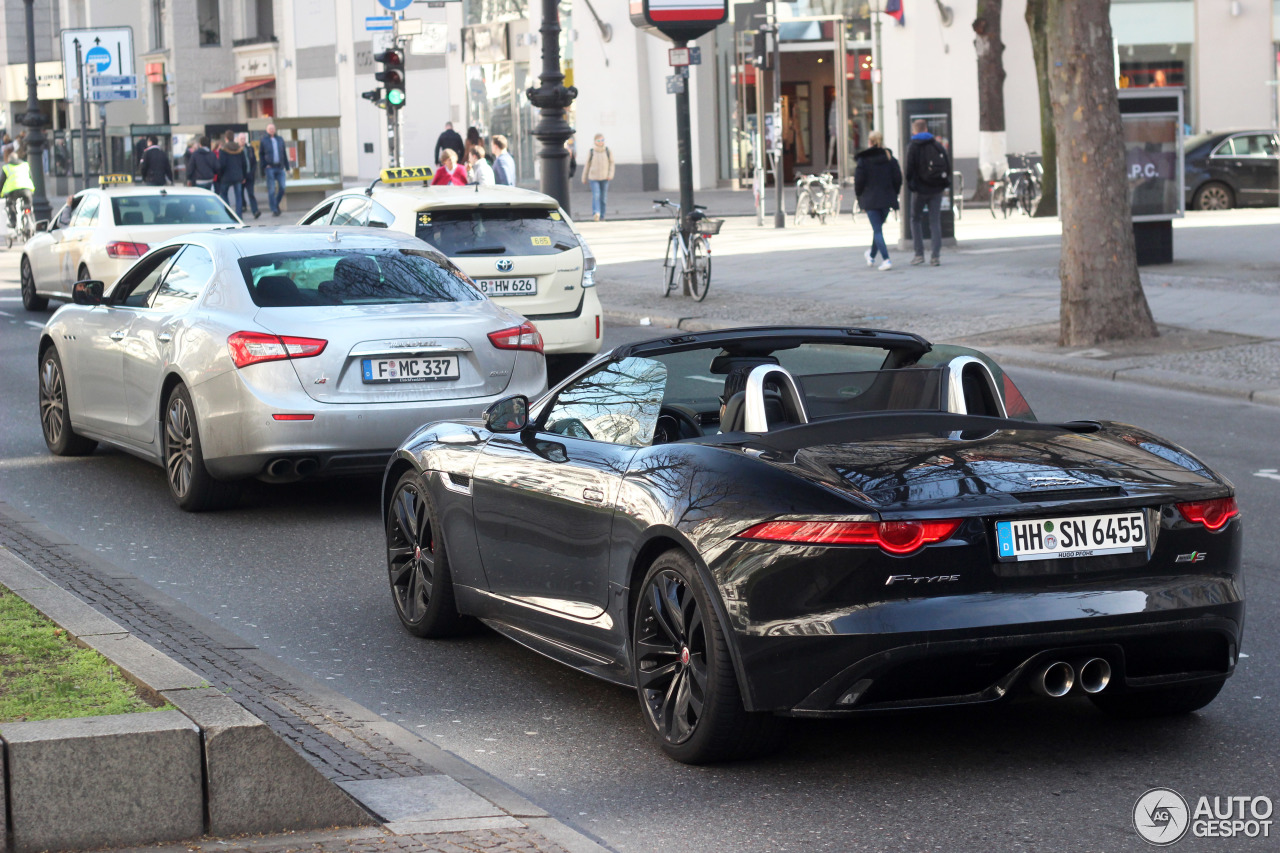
[72,280,105,305]
[34,220,48,233]
[484,395,529,433]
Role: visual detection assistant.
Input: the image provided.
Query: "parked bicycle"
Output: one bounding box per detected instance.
[5,197,34,250]
[989,153,1043,218]
[794,172,842,226]
[655,198,721,302]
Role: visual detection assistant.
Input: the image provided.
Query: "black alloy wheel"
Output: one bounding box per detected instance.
[633,550,782,764]
[386,470,467,637]
[163,384,240,511]
[38,348,96,456]
[21,256,47,311]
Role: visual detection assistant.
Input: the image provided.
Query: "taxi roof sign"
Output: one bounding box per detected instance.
[99,174,134,186]
[380,166,433,184]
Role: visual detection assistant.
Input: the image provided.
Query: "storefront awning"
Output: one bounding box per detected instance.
[203,77,275,99]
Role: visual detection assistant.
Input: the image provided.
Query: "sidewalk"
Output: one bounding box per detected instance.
[578,204,1280,405]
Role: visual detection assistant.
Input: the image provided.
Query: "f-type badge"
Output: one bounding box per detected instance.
[1175,551,1207,563]
[496,259,514,272]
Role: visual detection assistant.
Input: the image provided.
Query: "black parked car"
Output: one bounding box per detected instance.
[1185,129,1279,210]
[382,327,1244,763]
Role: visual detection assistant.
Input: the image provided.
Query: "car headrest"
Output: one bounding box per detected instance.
[121,211,144,225]
[256,275,300,307]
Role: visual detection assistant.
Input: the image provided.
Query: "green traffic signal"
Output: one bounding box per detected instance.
[386,88,405,107]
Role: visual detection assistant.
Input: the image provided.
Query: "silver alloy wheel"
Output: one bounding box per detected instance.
[39,355,65,446]
[165,395,194,498]
[1197,184,1231,210]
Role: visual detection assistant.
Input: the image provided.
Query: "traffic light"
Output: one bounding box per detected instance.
[375,49,405,111]
[361,89,383,109]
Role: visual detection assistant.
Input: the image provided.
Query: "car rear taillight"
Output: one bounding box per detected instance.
[488,321,544,354]
[1175,497,1238,531]
[737,519,962,556]
[106,241,150,259]
[227,331,328,368]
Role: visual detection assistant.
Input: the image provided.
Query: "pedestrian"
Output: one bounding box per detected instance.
[565,134,577,180]
[466,145,494,186]
[237,132,261,219]
[435,122,465,166]
[138,135,172,186]
[260,123,288,216]
[466,125,484,154]
[216,130,248,218]
[581,133,615,221]
[211,139,224,199]
[187,136,217,190]
[854,130,901,271]
[904,118,951,266]
[1,134,13,162]
[431,149,468,186]
[490,135,515,185]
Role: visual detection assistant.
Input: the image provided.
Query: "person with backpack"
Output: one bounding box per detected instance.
[581,134,615,221]
[904,118,951,266]
[854,130,902,271]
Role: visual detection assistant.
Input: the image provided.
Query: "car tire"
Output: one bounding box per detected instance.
[163,384,241,512]
[385,469,469,638]
[632,549,784,764]
[38,346,97,456]
[1088,678,1226,719]
[21,256,47,311]
[1192,182,1234,211]
[546,353,594,385]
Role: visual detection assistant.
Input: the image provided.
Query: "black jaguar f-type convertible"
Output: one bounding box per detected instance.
[381,327,1243,763]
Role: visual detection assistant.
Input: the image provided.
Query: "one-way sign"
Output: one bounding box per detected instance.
[60,27,135,101]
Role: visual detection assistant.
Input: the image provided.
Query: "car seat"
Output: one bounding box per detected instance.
[318,255,381,302]
[121,211,144,225]
[256,275,301,307]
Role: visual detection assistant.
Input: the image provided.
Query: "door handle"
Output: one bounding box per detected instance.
[157,332,173,343]
[582,487,605,504]
[109,329,127,341]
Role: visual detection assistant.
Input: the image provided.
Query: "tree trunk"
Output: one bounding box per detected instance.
[971,1,1006,203]
[1025,0,1058,217]
[1045,0,1157,346]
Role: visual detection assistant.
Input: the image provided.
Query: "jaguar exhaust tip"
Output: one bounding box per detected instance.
[1076,657,1112,694]
[1031,660,1075,698]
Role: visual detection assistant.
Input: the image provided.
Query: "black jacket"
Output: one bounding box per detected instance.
[216,142,247,184]
[904,133,951,194]
[853,146,902,211]
[435,129,465,163]
[243,143,258,182]
[188,147,217,183]
[139,146,171,186]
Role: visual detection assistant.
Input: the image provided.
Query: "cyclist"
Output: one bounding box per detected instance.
[1,152,35,232]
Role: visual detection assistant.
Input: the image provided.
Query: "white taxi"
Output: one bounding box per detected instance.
[297,168,603,375]
[20,176,241,311]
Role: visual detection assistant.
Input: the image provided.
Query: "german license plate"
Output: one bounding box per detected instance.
[361,356,459,384]
[995,512,1147,561]
[475,277,537,296]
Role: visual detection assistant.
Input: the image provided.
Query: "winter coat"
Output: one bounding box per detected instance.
[217,141,247,184]
[243,143,258,182]
[904,132,951,194]
[139,145,172,186]
[469,158,495,186]
[434,129,465,165]
[853,146,902,211]
[431,164,468,186]
[188,147,218,183]
[583,145,615,182]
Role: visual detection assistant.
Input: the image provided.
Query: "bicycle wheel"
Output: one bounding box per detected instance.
[815,187,829,225]
[794,191,812,227]
[20,210,34,243]
[689,236,711,302]
[989,184,1005,219]
[662,231,680,297]
[1018,185,1035,217]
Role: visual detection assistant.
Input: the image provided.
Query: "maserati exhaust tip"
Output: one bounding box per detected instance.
[266,458,293,478]
[1031,661,1075,698]
[293,457,319,478]
[1075,658,1112,694]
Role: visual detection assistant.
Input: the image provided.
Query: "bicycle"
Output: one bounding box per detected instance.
[794,172,842,226]
[655,199,721,302]
[951,170,964,221]
[989,153,1043,218]
[5,195,34,249]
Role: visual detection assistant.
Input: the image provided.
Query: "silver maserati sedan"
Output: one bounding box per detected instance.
[36,227,547,511]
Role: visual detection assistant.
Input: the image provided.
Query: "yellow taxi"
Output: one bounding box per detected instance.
[20,176,241,311]
[297,167,603,375]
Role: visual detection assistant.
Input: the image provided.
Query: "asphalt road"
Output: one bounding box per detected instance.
[1,305,1276,852]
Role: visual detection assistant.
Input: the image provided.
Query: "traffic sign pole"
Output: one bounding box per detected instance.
[75,39,90,189]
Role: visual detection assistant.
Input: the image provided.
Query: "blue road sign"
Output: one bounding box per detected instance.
[90,75,136,86]
[378,0,414,10]
[366,16,395,30]
[85,45,112,73]
[88,89,136,101]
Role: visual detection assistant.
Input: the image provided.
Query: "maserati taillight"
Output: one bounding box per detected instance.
[737,519,962,556]
[488,321,544,354]
[227,331,328,368]
[1175,497,1238,531]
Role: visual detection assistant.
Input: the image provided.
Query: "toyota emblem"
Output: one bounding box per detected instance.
[496,259,514,272]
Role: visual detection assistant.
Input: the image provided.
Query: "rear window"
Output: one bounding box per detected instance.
[415,206,578,257]
[239,249,483,307]
[111,195,237,226]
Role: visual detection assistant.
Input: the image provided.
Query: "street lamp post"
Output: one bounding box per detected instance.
[20,0,52,221]
[872,0,885,134]
[526,0,578,214]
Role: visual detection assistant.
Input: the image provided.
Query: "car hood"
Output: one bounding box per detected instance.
[737,414,1228,515]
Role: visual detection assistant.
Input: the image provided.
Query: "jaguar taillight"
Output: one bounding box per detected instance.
[1174,497,1239,531]
[737,519,962,555]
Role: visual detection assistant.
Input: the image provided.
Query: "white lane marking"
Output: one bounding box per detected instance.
[955,243,1060,255]
[0,296,21,301]
[1253,469,1280,482]
[685,375,721,384]
[0,309,11,316]
[24,320,44,329]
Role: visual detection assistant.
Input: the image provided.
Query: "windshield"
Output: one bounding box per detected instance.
[111,195,238,226]
[415,206,578,256]
[239,249,483,307]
